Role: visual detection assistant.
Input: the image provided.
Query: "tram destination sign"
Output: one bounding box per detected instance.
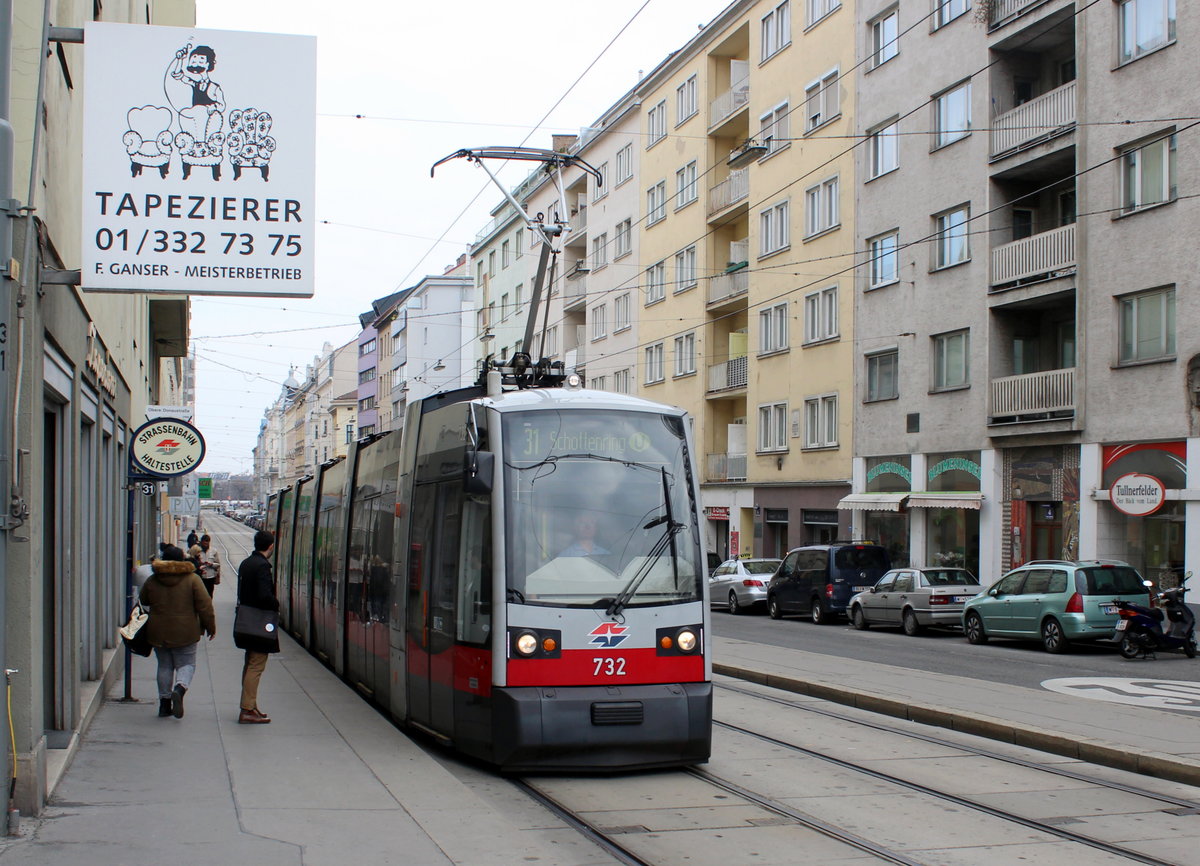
[130,418,206,477]
[81,22,316,297]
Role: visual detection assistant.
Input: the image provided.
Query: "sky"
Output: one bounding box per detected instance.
[188,0,735,473]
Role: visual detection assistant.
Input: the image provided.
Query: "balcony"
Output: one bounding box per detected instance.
[706,452,747,483]
[708,268,748,306]
[707,355,748,394]
[708,169,748,216]
[989,0,1049,27]
[563,275,586,309]
[991,223,1075,287]
[709,78,749,130]
[991,81,1075,158]
[989,368,1075,421]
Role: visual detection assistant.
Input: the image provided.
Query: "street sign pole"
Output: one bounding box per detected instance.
[122,465,168,702]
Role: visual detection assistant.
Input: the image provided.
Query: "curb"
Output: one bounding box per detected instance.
[714,662,1200,788]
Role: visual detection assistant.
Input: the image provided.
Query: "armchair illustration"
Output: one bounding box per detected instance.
[122,106,174,179]
[227,109,275,181]
[174,106,226,180]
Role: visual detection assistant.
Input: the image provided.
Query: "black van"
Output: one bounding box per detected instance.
[767,542,891,624]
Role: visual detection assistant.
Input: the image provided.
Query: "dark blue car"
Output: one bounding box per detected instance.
[768,543,892,624]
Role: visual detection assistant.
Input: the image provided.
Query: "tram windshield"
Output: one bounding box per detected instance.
[503,408,702,608]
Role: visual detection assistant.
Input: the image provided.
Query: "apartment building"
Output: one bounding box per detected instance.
[631,0,858,561]
[851,0,1195,584]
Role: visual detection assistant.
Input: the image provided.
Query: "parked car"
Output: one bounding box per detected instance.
[767,542,891,624]
[709,558,782,614]
[961,560,1151,653]
[848,568,980,635]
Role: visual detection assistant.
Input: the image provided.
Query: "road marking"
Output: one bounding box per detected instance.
[1042,677,1200,712]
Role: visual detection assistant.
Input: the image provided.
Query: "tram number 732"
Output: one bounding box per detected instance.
[593,656,627,677]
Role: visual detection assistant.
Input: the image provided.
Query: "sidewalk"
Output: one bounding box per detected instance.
[714,635,1200,787]
[0,591,567,866]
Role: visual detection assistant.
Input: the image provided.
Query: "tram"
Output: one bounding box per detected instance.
[266,371,711,770]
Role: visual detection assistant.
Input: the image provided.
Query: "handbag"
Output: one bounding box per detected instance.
[233,604,280,654]
[119,603,153,657]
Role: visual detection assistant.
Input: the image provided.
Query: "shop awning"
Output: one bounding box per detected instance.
[905,492,983,510]
[837,493,908,512]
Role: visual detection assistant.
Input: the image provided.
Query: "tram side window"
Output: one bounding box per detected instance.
[457,496,492,645]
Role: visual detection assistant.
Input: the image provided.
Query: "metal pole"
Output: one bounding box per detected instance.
[122,476,136,701]
[0,0,14,798]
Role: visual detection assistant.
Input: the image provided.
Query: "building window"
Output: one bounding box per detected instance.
[757,402,788,452]
[591,375,606,391]
[807,0,838,26]
[675,245,697,291]
[759,302,789,354]
[345,422,355,444]
[593,162,608,202]
[934,81,971,148]
[804,176,839,237]
[515,284,523,310]
[592,303,608,340]
[933,330,970,389]
[868,230,899,288]
[866,350,898,401]
[1120,0,1175,62]
[515,229,523,258]
[760,199,790,256]
[359,424,375,437]
[871,8,899,68]
[615,218,632,257]
[647,181,667,225]
[1119,286,1175,363]
[592,233,608,269]
[645,260,666,304]
[676,74,698,123]
[804,285,838,343]
[645,343,665,384]
[501,239,511,268]
[761,0,791,60]
[759,102,790,156]
[804,395,838,448]
[934,205,970,269]
[546,325,558,356]
[805,69,839,132]
[674,333,696,376]
[500,293,510,320]
[934,0,969,29]
[1121,133,1176,213]
[675,161,698,208]
[359,339,376,356]
[358,396,376,412]
[615,144,633,185]
[488,250,496,277]
[358,367,376,384]
[867,119,898,179]
[647,99,667,146]
[614,292,631,331]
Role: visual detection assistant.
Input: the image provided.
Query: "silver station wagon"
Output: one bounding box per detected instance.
[849,568,981,636]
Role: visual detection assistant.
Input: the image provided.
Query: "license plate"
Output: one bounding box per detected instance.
[853,586,872,592]
[953,596,969,603]
[1101,605,1118,615]
[1115,619,1127,631]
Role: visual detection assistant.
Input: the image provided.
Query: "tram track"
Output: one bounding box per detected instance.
[713,680,1194,866]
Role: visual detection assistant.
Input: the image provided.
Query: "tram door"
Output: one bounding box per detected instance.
[406,479,462,735]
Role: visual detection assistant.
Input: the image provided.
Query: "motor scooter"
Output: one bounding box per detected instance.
[1112,573,1197,660]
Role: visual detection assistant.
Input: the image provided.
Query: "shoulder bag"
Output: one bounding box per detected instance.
[233,604,280,654]
[119,603,153,657]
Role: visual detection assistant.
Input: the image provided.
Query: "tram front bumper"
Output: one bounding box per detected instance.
[492,681,712,772]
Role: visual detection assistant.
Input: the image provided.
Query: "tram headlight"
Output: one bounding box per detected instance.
[676,629,698,653]
[515,632,539,656]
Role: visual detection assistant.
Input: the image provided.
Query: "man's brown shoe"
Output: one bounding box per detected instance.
[238,708,271,724]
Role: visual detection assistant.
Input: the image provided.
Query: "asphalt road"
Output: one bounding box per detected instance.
[710,604,1200,690]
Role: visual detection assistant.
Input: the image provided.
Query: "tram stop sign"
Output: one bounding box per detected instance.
[130,418,206,478]
[198,477,213,499]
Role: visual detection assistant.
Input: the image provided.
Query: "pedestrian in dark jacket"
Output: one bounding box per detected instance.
[186,529,199,549]
[139,544,216,719]
[236,530,278,724]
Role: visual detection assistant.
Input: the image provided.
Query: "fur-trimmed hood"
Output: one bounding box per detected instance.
[150,558,197,586]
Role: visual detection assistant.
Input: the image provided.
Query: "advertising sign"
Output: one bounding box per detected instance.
[81,22,316,297]
[198,477,213,499]
[130,418,206,477]
[1109,473,1166,517]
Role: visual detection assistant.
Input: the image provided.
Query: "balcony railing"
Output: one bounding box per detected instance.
[991,223,1075,286]
[708,268,749,305]
[709,78,749,129]
[991,81,1076,156]
[563,276,586,305]
[990,368,1075,418]
[706,452,747,482]
[990,0,1047,26]
[707,355,748,393]
[708,169,748,215]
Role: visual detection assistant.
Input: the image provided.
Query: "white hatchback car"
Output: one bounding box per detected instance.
[709,558,783,614]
